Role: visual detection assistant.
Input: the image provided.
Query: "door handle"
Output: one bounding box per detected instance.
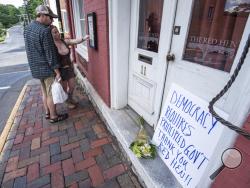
[141,65,146,76]
[141,65,143,74]
[166,53,175,62]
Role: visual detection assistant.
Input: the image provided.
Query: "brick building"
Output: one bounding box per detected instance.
[46,0,250,187]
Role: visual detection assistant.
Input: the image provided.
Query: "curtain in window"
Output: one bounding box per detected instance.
[137,0,164,53]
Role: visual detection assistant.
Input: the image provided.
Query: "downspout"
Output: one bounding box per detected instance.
[55,0,64,39]
[65,0,76,63]
[65,0,74,39]
[108,0,114,107]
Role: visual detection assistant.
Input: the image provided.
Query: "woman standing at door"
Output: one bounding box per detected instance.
[51,26,89,109]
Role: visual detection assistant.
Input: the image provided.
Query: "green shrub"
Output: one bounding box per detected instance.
[0,23,6,42]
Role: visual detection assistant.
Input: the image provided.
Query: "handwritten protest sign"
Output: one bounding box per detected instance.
[152,84,226,188]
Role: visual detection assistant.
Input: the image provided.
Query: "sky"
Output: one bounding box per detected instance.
[0,0,24,8]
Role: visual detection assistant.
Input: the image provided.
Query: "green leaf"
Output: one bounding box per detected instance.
[138,116,145,126]
[130,141,157,159]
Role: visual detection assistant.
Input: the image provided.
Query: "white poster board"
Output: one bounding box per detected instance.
[152,84,226,188]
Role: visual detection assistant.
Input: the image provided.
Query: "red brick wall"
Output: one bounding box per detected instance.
[212,115,250,188]
[75,0,110,106]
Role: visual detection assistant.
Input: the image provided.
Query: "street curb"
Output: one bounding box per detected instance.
[0,84,27,153]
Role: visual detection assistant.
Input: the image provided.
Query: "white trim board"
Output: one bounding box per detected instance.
[108,0,131,109]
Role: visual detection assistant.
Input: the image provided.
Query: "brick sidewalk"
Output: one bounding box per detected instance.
[0,84,142,188]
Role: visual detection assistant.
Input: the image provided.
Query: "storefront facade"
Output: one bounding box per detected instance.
[48,0,250,187]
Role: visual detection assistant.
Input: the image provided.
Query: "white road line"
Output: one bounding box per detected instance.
[0,70,30,76]
[0,86,11,90]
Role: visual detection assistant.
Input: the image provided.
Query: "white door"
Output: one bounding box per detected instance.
[128,0,175,126]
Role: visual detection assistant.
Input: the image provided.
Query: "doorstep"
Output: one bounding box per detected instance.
[76,69,182,188]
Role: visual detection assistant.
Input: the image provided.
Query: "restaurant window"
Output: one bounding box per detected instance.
[137,0,164,53]
[72,0,88,59]
[183,0,250,72]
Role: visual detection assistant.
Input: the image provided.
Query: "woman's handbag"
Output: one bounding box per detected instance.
[51,80,68,104]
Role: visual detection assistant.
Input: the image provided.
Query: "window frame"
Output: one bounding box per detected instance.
[72,0,88,61]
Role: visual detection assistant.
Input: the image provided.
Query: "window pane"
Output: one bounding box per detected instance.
[77,0,86,46]
[80,20,87,45]
[183,0,249,72]
[78,0,84,19]
[137,0,164,53]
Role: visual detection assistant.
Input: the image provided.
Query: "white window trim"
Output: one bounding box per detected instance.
[72,0,89,61]
[61,9,69,33]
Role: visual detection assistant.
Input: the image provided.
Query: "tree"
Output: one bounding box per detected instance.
[0,22,5,35]
[0,0,43,28]
[27,0,44,20]
[0,22,7,42]
[0,4,20,28]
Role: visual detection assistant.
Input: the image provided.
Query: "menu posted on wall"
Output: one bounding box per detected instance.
[152,84,226,188]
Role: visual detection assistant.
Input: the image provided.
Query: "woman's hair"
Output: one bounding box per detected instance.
[51,26,59,38]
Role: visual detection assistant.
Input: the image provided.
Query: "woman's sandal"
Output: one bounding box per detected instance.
[49,113,68,123]
[45,112,50,119]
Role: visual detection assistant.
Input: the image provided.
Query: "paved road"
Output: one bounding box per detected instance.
[0,25,32,134]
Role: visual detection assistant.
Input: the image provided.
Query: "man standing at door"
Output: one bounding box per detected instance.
[24,5,68,123]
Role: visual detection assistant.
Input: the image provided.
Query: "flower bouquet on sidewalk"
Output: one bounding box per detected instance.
[130,117,156,159]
